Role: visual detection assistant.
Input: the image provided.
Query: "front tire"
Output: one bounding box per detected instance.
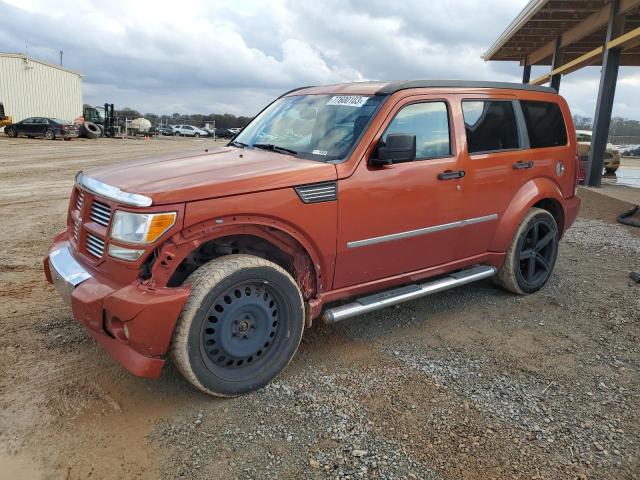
[44,128,55,140]
[194,132,200,138]
[171,254,304,397]
[6,126,17,137]
[496,208,559,295]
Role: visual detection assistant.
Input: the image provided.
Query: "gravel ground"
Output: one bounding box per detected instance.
[0,138,638,479]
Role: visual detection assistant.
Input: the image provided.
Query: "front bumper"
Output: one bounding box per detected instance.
[44,240,190,378]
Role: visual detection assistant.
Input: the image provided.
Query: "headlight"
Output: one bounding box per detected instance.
[110,211,177,244]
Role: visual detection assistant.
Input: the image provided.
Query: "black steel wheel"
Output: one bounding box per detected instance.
[200,281,283,375]
[496,208,559,294]
[171,255,304,397]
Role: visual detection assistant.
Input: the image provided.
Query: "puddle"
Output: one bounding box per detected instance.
[609,158,640,188]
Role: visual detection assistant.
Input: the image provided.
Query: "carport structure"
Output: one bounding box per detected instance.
[483,0,640,186]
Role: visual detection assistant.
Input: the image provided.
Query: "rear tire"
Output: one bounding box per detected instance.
[194,132,200,138]
[44,128,55,140]
[496,208,558,295]
[171,254,304,397]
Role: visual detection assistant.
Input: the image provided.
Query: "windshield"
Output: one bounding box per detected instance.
[233,94,384,161]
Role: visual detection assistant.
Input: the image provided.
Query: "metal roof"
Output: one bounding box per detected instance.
[483,0,640,66]
[0,53,84,77]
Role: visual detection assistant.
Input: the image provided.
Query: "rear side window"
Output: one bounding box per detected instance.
[382,102,451,159]
[463,100,519,154]
[520,101,567,148]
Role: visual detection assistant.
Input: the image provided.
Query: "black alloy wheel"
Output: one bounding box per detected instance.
[515,213,558,291]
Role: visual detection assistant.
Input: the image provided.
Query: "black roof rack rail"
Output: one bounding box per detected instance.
[375,80,557,95]
[280,85,316,97]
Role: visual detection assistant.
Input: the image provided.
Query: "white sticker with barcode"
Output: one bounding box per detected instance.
[325,96,369,107]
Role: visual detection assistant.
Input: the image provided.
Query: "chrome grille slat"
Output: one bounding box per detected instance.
[75,191,84,211]
[294,182,337,204]
[86,233,105,258]
[90,200,112,227]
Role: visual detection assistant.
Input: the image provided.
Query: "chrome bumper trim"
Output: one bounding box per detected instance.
[49,246,92,286]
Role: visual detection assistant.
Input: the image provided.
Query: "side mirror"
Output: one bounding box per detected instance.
[370,134,416,166]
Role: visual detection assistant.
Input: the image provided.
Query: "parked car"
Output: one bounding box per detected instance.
[214,127,236,138]
[45,80,580,397]
[150,126,175,136]
[576,129,621,175]
[173,125,208,137]
[4,117,78,140]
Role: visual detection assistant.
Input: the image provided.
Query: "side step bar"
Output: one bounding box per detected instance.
[322,265,496,323]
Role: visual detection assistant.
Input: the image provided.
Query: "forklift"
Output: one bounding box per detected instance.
[82,103,117,137]
[0,102,12,130]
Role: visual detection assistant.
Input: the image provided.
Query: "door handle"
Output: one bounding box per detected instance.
[437,170,465,180]
[512,160,534,170]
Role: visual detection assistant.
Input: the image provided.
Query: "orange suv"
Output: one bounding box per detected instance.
[44,80,581,396]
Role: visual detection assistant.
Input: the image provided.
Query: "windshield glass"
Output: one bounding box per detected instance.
[234,94,384,161]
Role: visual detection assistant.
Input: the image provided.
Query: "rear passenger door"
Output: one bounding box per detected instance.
[452,95,530,257]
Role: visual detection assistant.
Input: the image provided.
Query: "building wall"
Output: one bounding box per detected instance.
[0,54,83,128]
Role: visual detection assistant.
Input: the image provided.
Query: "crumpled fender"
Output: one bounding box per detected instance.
[489,177,565,253]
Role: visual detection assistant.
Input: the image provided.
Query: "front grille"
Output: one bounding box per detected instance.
[90,200,111,227]
[86,233,105,258]
[294,181,337,204]
[75,190,84,211]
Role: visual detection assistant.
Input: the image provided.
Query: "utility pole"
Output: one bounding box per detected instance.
[59,50,63,66]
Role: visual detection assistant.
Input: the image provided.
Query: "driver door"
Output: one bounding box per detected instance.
[333,95,467,288]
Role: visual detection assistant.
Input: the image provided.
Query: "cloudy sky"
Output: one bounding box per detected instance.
[1,0,638,119]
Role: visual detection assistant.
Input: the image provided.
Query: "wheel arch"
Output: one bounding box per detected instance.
[490,177,567,253]
[150,219,324,305]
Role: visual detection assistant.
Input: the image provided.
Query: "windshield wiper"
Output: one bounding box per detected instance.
[252,143,297,155]
[229,140,247,148]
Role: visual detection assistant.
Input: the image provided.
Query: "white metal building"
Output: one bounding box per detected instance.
[0,53,83,128]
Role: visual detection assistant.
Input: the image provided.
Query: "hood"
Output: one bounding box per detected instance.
[85,147,337,205]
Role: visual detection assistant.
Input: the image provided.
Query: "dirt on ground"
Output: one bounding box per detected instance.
[0,136,639,480]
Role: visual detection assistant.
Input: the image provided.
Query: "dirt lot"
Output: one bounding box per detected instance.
[1,136,639,480]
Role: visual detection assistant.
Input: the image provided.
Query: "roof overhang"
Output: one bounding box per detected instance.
[483,0,640,67]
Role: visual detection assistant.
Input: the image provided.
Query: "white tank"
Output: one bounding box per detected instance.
[130,117,151,132]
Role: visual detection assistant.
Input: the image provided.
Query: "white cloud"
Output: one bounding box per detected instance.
[1,0,638,120]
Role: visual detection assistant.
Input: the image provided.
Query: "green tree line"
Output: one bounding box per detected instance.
[573,115,640,138]
[115,108,252,129]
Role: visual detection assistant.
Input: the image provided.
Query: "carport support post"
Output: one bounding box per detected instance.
[522,62,531,84]
[550,37,562,91]
[586,0,624,187]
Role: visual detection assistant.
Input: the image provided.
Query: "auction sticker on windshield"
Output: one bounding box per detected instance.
[326,96,370,107]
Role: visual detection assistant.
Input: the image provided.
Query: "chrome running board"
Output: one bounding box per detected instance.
[322,265,496,323]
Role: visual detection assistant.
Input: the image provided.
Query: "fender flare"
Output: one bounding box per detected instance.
[150,215,326,299]
[489,177,566,253]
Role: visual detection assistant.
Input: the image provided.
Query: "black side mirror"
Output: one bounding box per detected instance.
[370,134,416,166]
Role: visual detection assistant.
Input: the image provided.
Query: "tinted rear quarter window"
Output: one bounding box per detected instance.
[520,100,567,149]
[463,100,519,154]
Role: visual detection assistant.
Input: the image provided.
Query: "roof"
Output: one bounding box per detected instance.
[483,0,640,66]
[286,80,557,97]
[0,52,84,77]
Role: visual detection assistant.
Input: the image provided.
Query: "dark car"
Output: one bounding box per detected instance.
[149,126,175,136]
[4,117,79,140]
[214,127,236,139]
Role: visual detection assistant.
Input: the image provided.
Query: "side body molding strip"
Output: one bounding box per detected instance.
[347,214,498,249]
